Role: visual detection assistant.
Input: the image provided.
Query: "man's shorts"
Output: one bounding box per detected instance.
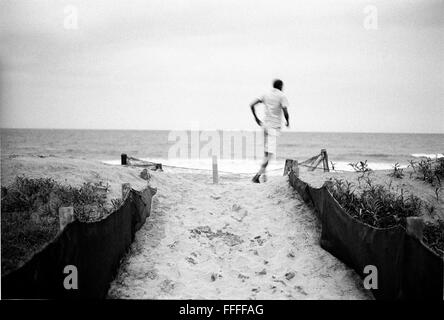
[264,127,280,154]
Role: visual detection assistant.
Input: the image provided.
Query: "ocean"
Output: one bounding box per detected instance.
[1,129,443,174]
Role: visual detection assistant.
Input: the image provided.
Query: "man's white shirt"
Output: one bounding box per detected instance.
[260,88,289,130]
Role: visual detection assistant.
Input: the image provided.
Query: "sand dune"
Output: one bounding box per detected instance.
[108,172,372,300]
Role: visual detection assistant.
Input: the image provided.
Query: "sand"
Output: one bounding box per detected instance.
[1,156,373,299]
[108,170,372,299]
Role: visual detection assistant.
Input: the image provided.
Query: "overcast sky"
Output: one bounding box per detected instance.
[0,0,443,133]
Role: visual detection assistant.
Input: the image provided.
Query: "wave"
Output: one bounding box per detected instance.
[333,153,398,159]
[360,153,392,158]
[411,153,444,159]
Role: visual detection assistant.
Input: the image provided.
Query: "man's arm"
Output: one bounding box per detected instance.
[282,107,289,127]
[250,99,263,127]
[281,95,290,127]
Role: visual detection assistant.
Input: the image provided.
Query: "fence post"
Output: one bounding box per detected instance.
[284,159,293,176]
[121,153,128,165]
[212,155,218,184]
[406,217,425,242]
[122,183,131,199]
[292,160,299,177]
[321,149,330,172]
[59,206,74,230]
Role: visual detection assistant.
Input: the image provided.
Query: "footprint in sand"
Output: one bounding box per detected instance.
[238,273,249,282]
[272,279,287,287]
[145,269,158,280]
[160,279,176,294]
[285,272,296,281]
[295,285,308,295]
[210,273,222,282]
[167,240,179,249]
[256,269,267,276]
[250,235,266,246]
[186,257,197,265]
[231,209,248,222]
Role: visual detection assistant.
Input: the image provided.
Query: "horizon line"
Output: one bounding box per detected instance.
[1,127,443,135]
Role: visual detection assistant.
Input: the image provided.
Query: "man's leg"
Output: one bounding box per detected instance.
[261,151,272,181]
[253,129,268,183]
[258,152,270,174]
[252,152,271,183]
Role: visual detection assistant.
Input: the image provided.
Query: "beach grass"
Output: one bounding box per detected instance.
[1,176,110,274]
[409,158,444,187]
[326,175,422,229]
[325,158,444,257]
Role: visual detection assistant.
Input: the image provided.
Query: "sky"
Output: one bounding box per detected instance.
[0,0,443,133]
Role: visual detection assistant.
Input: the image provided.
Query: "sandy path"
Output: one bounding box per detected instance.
[108,173,372,299]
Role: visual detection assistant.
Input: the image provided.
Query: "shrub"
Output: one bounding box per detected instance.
[1,176,110,274]
[410,158,443,187]
[348,160,372,174]
[51,182,108,221]
[388,162,404,179]
[348,160,374,185]
[1,177,57,213]
[1,210,58,274]
[327,177,422,228]
[327,176,444,257]
[435,158,444,177]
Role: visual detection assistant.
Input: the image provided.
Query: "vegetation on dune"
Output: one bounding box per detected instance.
[388,163,404,179]
[327,176,443,257]
[1,210,59,275]
[348,160,372,175]
[408,158,443,186]
[1,176,111,274]
[326,176,422,229]
[349,157,444,187]
[327,158,444,258]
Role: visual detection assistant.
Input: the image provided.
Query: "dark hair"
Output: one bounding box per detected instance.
[273,79,283,90]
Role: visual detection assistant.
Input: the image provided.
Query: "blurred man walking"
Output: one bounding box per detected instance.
[250,79,290,183]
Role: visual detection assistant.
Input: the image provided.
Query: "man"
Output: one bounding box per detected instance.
[250,79,290,183]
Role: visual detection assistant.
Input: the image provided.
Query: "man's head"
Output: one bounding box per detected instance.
[273,79,283,91]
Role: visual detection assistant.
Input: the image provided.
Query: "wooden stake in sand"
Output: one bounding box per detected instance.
[284,159,299,177]
[406,217,425,242]
[121,153,128,165]
[59,206,74,231]
[292,160,299,177]
[321,149,330,172]
[212,155,218,184]
[284,159,292,176]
